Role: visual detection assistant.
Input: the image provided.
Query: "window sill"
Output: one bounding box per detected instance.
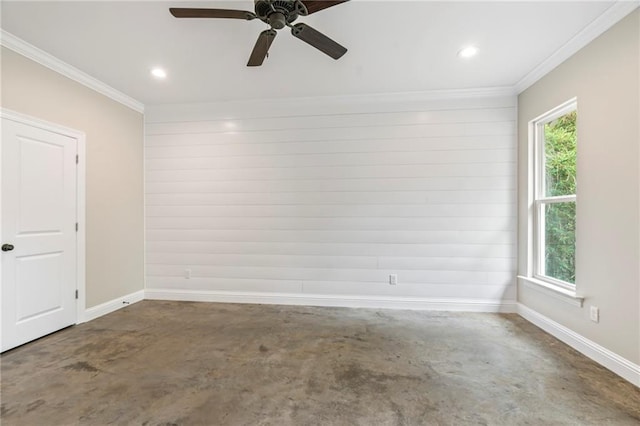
[517,276,584,307]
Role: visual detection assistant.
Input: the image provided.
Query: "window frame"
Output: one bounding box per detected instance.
[530,98,578,292]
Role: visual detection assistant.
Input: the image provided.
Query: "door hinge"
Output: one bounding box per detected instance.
[75,222,79,232]
[76,154,79,164]
[75,289,79,299]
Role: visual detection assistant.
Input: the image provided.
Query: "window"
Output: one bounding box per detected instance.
[531,100,577,290]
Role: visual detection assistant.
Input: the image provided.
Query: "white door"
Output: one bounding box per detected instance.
[1,116,78,352]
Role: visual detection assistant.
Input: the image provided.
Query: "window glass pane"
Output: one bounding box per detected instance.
[544,111,576,197]
[544,201,576,284]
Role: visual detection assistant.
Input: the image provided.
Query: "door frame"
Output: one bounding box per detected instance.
[0,108,87,324]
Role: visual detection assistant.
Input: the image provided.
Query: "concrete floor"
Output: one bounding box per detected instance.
[1,301,639,425]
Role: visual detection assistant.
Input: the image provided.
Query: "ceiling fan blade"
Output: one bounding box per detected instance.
[247,29,277,67]
[291,23,347,60]
[300,0,349,15]
[169,8,256,20]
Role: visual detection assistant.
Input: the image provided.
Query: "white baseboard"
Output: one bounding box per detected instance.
[144,288,517,313]
[82,289,145,323]
[518,303,640,387]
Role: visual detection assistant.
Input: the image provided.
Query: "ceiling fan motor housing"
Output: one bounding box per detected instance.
[169,1,348,66]
[254,0,306,28]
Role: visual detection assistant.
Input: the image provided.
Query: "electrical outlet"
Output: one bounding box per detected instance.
[184,268,192,279]
[590,306,599,323]
[389,274,398,285]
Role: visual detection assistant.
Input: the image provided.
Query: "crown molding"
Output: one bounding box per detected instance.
[301,86,518,104]
[145,86,517,122]
[153,86,517,110]
[515,1,640,94]
[1,30,144,113]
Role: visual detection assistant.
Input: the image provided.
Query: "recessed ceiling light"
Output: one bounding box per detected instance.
[458,46,478,59]
[151,68,167,79]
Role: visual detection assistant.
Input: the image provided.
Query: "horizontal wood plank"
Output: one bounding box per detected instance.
[145,96,517,303]
[145,241,515,258]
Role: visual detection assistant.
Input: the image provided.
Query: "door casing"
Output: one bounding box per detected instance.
[0,108,87,327]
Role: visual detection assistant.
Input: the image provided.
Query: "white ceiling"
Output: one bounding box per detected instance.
[0,1,622,105]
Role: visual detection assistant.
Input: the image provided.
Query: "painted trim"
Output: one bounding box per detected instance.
[76,124,87,323]
[0,109,86,141]
[518,276,583,307]
[145,289,517,313]
[142,120,148,298]
[145,86,517,122]
[83,290,145,323]
[515,1,640,94]
[0,109,88,325]
[226,86,518,106]
[0,30,144,114]
[518,303,640,387]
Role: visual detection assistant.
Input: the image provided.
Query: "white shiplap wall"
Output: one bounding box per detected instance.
[144,92,517,311]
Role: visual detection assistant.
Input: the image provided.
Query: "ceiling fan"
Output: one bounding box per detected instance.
[170,0,349,66]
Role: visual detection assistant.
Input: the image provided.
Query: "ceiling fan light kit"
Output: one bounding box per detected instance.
[169,0,349,66]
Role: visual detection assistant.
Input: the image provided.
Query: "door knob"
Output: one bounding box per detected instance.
[2,244,14,252]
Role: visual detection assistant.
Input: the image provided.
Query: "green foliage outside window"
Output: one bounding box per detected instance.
[543,111,577,283]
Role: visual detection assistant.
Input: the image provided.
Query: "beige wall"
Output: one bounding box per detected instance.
[1,47,145,308]
[518,11,639,364]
